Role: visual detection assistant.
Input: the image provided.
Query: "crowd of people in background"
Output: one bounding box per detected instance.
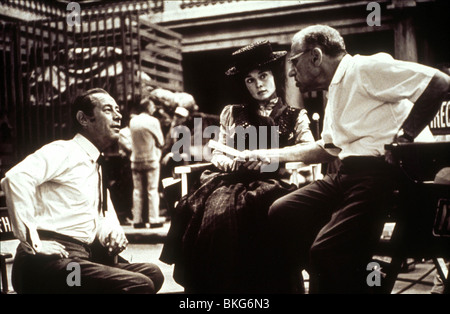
[116,87,207,228]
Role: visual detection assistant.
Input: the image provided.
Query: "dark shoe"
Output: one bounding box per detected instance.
[133,223,147,229]
[399,258,416,273]
[150,222,164,228]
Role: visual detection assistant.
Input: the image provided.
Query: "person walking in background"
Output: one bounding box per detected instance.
[130,97,166,228]
[1,88,164,293]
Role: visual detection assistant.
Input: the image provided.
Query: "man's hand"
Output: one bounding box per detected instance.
[386,128,414,165]
[231,159,265,172]
[105,230,128,256]
[34,240,69,258]
[232,150,271,172]
[241,149,270,163]
[393,128,414,144]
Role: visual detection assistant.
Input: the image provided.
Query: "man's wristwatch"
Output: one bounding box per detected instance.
[396,128,414,142]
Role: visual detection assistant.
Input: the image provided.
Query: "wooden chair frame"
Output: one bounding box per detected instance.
[0,206,15,294]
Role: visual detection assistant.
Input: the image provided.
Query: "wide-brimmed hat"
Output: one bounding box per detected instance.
[225,40,287,76]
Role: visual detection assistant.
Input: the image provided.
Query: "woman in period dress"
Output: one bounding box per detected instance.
[160,41,315,293]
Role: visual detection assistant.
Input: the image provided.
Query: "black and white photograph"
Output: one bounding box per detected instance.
[0,0,449,303]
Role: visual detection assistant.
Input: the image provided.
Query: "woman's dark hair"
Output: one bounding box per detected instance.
[72,88,110,132]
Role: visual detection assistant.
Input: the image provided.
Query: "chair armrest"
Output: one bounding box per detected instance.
[161,177,182,189]
[174,163,215,196]
[174,162,214,175]
[285,161,309,171]
[285,162,322,186]
[0,253,12,260]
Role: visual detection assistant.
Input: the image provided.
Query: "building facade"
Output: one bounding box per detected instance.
[148,0,449,137]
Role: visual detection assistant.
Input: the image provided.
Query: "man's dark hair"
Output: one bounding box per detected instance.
[72,88,110,131]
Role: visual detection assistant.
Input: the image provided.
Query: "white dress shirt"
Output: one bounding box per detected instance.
[319,53,437,159]
[1,134,122,254]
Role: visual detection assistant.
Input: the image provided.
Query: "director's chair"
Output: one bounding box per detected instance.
[373,141,450,294]
[0,206,15,294]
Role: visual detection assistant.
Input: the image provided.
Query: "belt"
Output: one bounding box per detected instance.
[341,155,385,165]
[37,230,91,250]
[340,156,389,173]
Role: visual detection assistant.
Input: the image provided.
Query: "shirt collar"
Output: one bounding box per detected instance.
[73,133,101,162]
[330,54,353,86]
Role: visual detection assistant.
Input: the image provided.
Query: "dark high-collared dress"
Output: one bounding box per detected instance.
[160,99,314,293]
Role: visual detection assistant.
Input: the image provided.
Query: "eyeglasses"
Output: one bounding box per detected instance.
[288,49,310,66]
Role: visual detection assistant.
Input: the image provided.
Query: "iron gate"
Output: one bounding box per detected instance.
[0,8,182,169]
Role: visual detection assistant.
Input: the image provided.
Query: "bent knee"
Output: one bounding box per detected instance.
[122,265,164,294]
[124,273,159,294]
[268,197,285,218]
[268,194,294,222]
[150,266,164,293]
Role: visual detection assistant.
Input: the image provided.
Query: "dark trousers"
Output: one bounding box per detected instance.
[12,231,164,294]
[268,157,397,293]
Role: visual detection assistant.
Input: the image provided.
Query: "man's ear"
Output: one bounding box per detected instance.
[311,48,323,67]
[76,110,89,128]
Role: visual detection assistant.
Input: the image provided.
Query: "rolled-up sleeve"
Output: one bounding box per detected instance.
[359,53,437,103]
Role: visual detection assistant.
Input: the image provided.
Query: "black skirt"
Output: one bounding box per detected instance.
[160,169,296,293]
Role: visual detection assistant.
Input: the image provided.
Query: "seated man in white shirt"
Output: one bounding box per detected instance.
[245,25,450,293]
[1,88,164,294]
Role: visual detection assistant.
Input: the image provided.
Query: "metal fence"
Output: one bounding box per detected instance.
[2,0,165,18]
[0,10,182,167]
[180,0,242,9]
